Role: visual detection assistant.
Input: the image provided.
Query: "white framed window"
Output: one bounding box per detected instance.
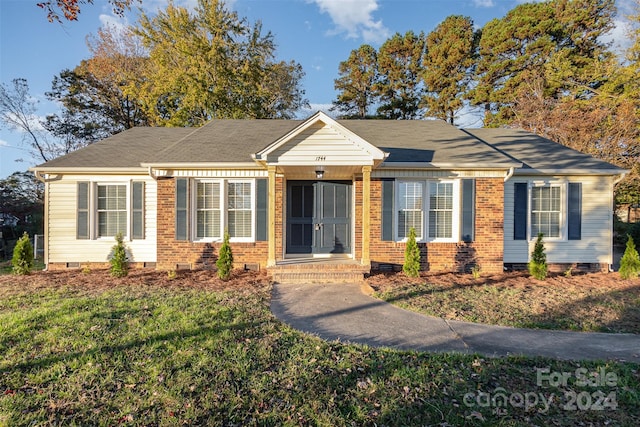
[192,179,255,242]
[196,181,221,240]
[398,181,424,239]
[396,180,460,242]
[76,180,145,240]
[530,183,563,239]
[96,184,127,238]
[428,182,453,239]
[227,181,253,239]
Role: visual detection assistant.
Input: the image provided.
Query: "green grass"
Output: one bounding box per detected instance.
[0,280,639,426]
[374,277,640,334]
[0,259,46,275]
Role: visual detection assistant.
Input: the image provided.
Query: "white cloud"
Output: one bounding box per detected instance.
[472,0,495,7]
[99,13,129,30]
[311,0,390,44]
[0,139,9,147]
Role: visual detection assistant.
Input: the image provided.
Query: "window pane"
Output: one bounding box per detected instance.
[196,182,221,239]
[97,184,127,237]
[398,182,423,239]
[228,182,252,239]
[531,186,561,238]
[229,211,251,238]
[428,182,453,239]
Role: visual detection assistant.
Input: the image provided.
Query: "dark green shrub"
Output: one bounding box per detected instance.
[110,232,129,278]
[216,230,233,280]
[614,218,640,250]
[403,227,421,278]
[619,235,640,280]
[12,232,33,275]
[528,233,547,280]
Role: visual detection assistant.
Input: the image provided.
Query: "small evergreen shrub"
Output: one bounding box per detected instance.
[619,234,640,280]
[528,233,547,280]
[403,227,421,278]
[110,233,129,278]
[216,230,233,280]
[12,232,33,275]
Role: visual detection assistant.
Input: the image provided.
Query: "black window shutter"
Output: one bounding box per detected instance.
[256,179,268,241]
[568,182,582,240]
[176,178,189,241]
[77,182,90,240]
[461,179,475,242]
[381,179,395,241]
[513,182,528,240]
[132,181,145,240]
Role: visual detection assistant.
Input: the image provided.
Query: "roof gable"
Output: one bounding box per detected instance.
[253,111,387,166]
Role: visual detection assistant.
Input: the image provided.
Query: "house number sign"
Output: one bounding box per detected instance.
[315,156,326,161]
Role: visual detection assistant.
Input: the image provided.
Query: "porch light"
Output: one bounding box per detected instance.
[316,168,324,179]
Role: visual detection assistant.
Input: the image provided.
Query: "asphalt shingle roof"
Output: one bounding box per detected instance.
[35,127,194,169]
[33,119,623,175]
[465,128,626,173]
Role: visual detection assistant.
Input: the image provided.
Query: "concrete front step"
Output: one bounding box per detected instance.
[268,261,369,284]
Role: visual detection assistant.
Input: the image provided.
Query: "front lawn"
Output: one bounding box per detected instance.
[369,271,640,334]
[1,269,639,426]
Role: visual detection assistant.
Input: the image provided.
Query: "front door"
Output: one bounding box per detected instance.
[287,181,351,254]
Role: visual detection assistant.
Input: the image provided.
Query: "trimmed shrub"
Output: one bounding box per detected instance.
[216,230,233,280]
[528,233,547,280]
[110,232,129,278]
[12,232,33,275]
[403,227,421,278]
[619,234,640,280]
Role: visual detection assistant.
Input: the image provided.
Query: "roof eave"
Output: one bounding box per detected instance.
[29,166,148,174]
[379,161,522,170]
[513,168,628,176]
[140,162,264,170]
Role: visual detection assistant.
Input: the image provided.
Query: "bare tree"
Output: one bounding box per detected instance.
[0,79,52,162]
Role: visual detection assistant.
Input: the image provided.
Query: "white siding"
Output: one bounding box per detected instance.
[268,122,374,165]
[504,175,614,264]
[46,175,157,264]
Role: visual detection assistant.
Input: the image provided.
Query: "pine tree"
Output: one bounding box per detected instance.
[216,230,234,280]
[422,15,477,125]
[110,232,129,278]
[528,233,547,280]
[403,227,421,278]
[376,31,425,119]
[333,44,379,118]
[12,232,34,275]
[619,235,640,280]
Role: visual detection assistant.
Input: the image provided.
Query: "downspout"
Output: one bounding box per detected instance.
[33,171,49,271]
[503,167,515,182]
[609,172,628,272]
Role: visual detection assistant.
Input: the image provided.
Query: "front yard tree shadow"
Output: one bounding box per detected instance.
[525,285,640,333]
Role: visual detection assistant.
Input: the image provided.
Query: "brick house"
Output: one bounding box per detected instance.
[32,112,626,276]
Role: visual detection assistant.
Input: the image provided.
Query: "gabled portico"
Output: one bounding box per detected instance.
[252,111,387,267]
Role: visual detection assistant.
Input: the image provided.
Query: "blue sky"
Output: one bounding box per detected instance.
[0,0,632,178]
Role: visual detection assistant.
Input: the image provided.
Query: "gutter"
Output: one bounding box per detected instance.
[503,167,515,182]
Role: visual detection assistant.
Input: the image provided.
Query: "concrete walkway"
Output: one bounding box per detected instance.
[271,282,640,363]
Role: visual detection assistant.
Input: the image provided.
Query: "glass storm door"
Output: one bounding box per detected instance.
[286,181,351,254]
